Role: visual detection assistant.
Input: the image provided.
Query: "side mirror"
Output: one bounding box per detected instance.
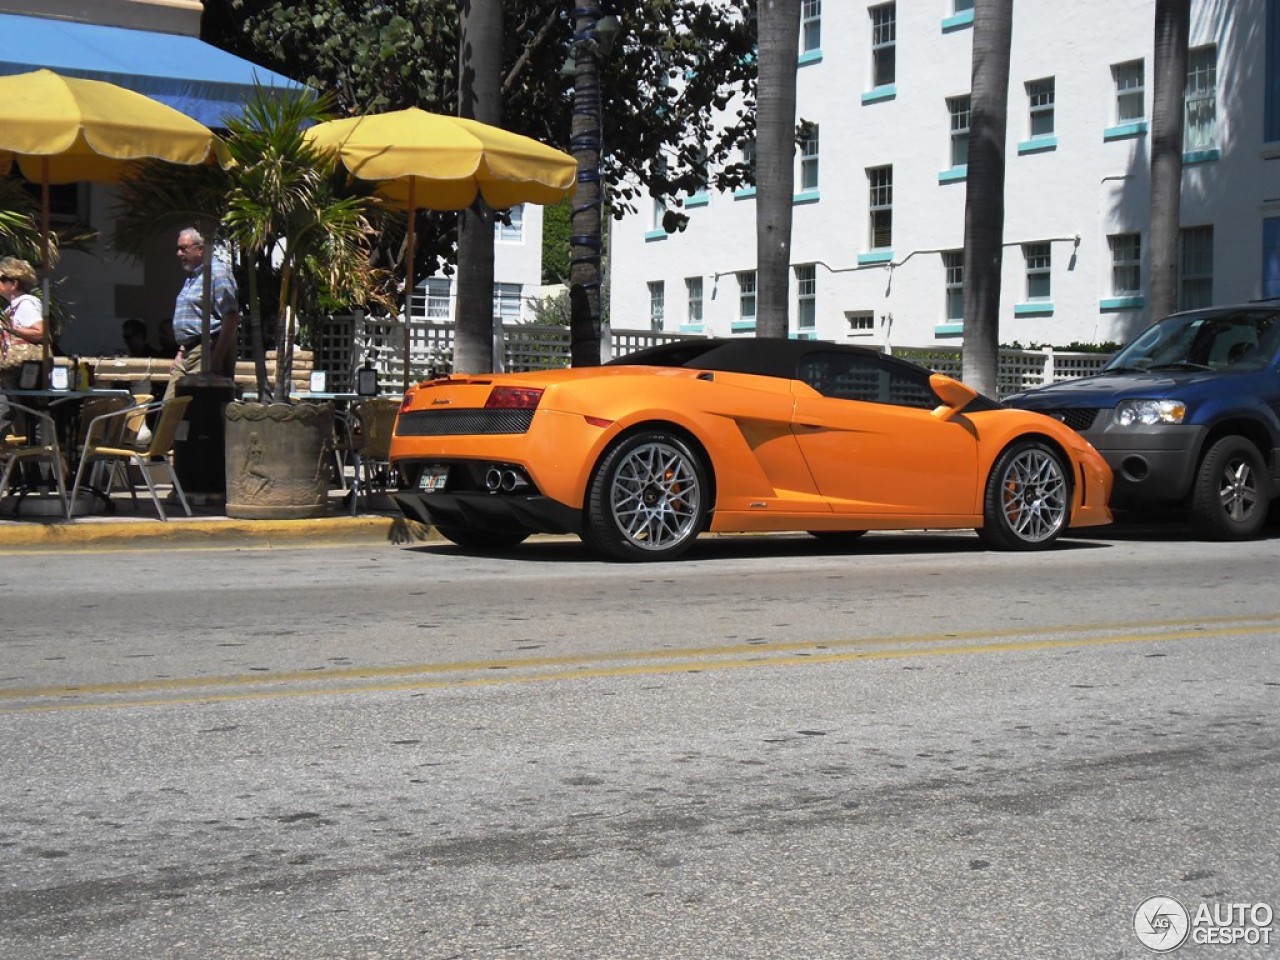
[929,373,977,421]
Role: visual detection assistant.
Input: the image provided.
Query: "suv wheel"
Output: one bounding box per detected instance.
[1190,435,1271,540]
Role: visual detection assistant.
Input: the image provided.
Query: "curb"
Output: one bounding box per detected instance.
[0,515,438,552]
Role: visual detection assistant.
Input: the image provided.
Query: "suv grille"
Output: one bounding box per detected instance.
[397,408,535,436]
[1041,408,1099,432]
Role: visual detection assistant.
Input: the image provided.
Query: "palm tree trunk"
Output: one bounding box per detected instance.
[568,6,608,367]
[454,0,503,374]
[1149,0,1190,321]
[961,0,1012,398]
[755,0,802,340]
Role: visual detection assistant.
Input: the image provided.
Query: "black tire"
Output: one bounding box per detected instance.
[585,430,709,561]
[1190,435,1270,540]
[976,440,1071,550]
[434,525,530,551]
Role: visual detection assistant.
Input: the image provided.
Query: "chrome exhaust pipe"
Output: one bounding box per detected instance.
[484,467,503,491]
[500,469,528,493]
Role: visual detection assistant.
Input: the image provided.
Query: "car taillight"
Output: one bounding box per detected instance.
[485,386,543,410]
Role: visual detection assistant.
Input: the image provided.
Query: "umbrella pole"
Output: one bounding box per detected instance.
[403,179,416,393]
[40,159,51,366]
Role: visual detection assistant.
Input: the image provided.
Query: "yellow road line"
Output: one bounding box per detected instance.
[3,614,1276,714]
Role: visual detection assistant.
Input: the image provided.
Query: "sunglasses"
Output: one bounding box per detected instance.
[176,243,202,252]
[0,276,17,283]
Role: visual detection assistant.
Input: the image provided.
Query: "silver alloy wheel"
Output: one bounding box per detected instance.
[997,445,1068,543]
[1215,453,1259,522]
[608,440,703,552]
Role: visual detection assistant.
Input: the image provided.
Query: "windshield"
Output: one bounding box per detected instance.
[1106,308,1280,373]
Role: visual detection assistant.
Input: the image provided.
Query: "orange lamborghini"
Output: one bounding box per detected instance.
[389,338,1112,561]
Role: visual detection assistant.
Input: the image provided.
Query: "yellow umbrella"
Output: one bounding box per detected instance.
[305,108,577,387]
[0,69,220,359]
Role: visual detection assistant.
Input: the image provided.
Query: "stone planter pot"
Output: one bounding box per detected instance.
[224,401,334,519]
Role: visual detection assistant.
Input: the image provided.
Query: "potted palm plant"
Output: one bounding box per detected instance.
[116,87,387,518]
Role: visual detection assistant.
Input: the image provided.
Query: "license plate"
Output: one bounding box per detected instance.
[418,466,449,492]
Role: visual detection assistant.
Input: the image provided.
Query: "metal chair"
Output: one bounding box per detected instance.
[0,401,69,517]
[69,395,192,520]
[353,397,401,511]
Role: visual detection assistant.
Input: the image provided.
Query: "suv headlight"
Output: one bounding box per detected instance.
[1113,399,1187,426]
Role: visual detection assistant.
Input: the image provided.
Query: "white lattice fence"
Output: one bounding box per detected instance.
[306,317,1112,397]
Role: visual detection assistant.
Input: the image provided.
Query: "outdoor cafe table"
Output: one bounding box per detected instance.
[4,387,136,515]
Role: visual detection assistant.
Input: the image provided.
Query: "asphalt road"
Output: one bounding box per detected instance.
[1,526,1277,959]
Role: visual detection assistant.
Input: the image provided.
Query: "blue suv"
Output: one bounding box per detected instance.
[1005,302,1280,539]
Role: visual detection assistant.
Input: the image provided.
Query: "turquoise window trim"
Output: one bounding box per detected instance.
[1103,121,1149,141]
[797,49,823,66]
[934,322,964,337]
[685,191,710,208]
[1017,135,1058,154]
[938,166,967,184]
[861,84,897,105]
[941,10,975,32]
[734,186,757,200]
[857,250,894,265]
[1099,295,1144,311]
[1014,301,1055,317]
[793,189,820,205]
[679,323,705,334]
[643,230,667,242]
[731,320,757,333]
[1183,148,1221,165]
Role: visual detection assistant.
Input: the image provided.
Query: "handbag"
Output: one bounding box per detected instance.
[0,309,43,371]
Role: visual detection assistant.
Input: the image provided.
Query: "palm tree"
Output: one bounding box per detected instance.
[755,0,802,340]
[454,0,503,374]
[1148,0,1190,321]
[116,88,386,399]
[961,0,1013,398]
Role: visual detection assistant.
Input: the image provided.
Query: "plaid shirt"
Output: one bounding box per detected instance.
[173,257,238,343]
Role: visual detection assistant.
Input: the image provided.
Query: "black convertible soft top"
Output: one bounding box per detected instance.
[609,337,1002,410]
[609,337,882,380]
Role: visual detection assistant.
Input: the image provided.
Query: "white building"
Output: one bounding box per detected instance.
[608,0,1280,350]
[417,203,547,327]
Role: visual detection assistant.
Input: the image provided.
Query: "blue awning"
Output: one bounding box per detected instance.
[0,14,306,127]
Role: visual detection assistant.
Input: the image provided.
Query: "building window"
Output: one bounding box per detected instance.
[686,277,703,326]
[1113,60,1145,123]
[1185,45,1217,151]
[943,251,964,321]
[870,3,896,88]
[651,196,666,233]
[799,124,820,190]
[1264,219,1280,299]
[1179,225,1214,310]
[947,96,970,167]
[795,264,817,332]
[424,278,451,319]
[846,310,875,333]
[867,165,893,250]
[494,204,524,243]
[1109,233,1142,296]
[648,281,665,331]
[738,271,757,325]
[802,0,821,53]
[1028,78,1055,137]
[953,0,973,10]
[1024,242,1052,301]
[493,283,522,323]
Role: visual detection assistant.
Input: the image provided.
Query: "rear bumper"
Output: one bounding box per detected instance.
[392,491,582,537]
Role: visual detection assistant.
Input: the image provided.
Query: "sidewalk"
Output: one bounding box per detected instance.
[0,489,435,552]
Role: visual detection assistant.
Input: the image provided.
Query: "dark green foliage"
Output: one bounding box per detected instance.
[204,0,759,221]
